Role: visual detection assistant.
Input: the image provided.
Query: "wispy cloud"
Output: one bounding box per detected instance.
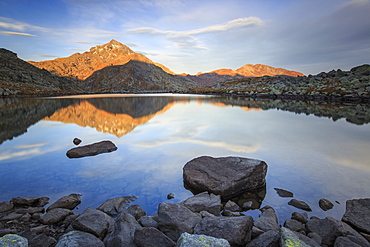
[128,17,264,50]
[0,31,36,37]
[66,47,87,51]
[34,54,59,58]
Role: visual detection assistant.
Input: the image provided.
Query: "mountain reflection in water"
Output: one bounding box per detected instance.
[0,94,369,223]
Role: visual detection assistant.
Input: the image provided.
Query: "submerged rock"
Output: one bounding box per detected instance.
[176,232,230,247]
[274,188,294,197]
[66,140,117,158]
[319,198,334,211]
[183,156,267,199]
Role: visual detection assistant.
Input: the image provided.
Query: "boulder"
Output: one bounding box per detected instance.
[334,236,362,247]
[104,212,142,247]
[183,156,267,199]
[39,208,73,225]
[274,188,293,197]
[138,215,159,228]
[29,233,57,247]
[134,227,175,247]
[180,192,222,216]
[283,219,305,233]
[0,234,28,247]
[253,206,279,232]
[66,140,117,158]
[0,202,14,213]
[10,197,49,207]
[319,198,334,211]
[97,196,138,217]
[246,230,280,247]
[291,212,308,223]
[157,203,202,242]
[342,198,370,234]
[71,208,114,239]
[280,227,310,247]
[127,204,146,220]
[176,232,230,247]
[306,216,369,246]
[47,193,81,211]
[288,199,312,211]
[55,231,104,247]
[193,215,253,246]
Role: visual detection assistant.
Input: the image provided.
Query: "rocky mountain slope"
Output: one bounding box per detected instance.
[29,40,154,80]
[0,49,82,96]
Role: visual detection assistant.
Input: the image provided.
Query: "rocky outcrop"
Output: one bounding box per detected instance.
[66,140,117,158]
[183,156,267,199]
[0,48,82,96]
[192,64,370,103]
[342,198,370,235]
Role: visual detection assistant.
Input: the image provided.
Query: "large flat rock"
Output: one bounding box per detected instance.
[183,156,267,199]
[66,140,117,158]
[342,198,370,234]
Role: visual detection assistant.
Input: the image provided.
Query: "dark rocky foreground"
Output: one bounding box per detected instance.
[0,156,369,247]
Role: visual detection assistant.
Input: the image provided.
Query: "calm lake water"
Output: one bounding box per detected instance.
[0,94,369,223]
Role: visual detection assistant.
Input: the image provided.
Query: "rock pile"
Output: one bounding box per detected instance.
[1,193,369,247]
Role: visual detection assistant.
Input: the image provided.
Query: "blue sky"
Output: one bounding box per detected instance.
[0,0,369,75]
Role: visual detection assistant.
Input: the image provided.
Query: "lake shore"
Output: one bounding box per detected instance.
[1,193,369,246]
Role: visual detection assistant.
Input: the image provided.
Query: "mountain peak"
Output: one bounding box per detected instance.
[90,40,135,55]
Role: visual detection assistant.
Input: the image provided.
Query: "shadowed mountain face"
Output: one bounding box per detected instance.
[82,60,199,93]
[0,49,82,96]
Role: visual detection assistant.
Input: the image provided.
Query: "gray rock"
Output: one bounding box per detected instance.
[15,207,44,214]
[291,212,308,223]
[176,232,230,247]
[274,188,293,197]
[134,227,175,247]
[306,216,370,246]
[71,208,114,239]
[334,236,361,247]
[319,198,334,211]
[56,230,104,247]
[47,194,82,211]
[104,212,142,247]
[10,197,49,207]
[138,215,158,228]
[183,156,267,199]
[0,234,28,247]
[66,140,117,158]
[222,210,243,217]
[39,208,73,225]
[283,219,305,233]
[127,204,146,220]
[167,193,175,199]
[280,227,309,247]
[246,230,280,247]
[194,215,253,246]
[180,192,222,216]
[224,200,241,212]
[254,206,279,232]
[288,199,312,211]
[307,232,322,245]
[29,233,57,247]
[295,231,321,247]
[19,213,31,222]
[97,196,138,217]
[0,212,23,221]
[158,202,202,242]
[73,138,82,145]
[0,202,13,213]
[342,198,370,234]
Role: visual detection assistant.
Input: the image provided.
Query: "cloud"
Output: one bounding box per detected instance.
[0,31,36,37]
[128,17,264,50]
[72,40,100,44]
[66,47,87,51]
[0,17,47,32]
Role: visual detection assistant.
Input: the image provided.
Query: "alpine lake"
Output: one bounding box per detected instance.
[1,93,369,223]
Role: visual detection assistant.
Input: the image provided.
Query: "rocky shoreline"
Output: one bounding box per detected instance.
[1,156,369,247]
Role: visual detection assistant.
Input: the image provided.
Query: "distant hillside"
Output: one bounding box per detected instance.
[0,48,82,96]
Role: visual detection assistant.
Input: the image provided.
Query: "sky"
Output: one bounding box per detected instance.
[0,0,369,75]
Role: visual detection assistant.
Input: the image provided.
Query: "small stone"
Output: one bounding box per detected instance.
[127,204,146,220]
[20,213,31,222]
[284,219,305,233]
[274,188,294,197]
[288,199,312,211]
[319,198,334,211]
[73,138,82,145]
[47,193,82,211]
[167,193,175,199]
[291,212,308,223]
[224,200,241,212]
